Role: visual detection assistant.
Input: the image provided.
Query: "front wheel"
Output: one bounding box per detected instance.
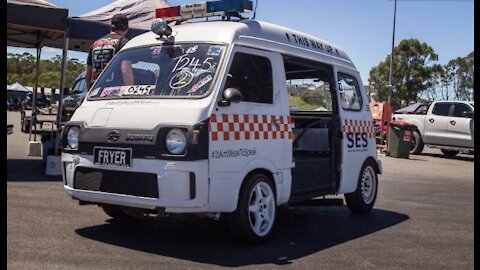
[345,160,378,214]
[228,173,277,244]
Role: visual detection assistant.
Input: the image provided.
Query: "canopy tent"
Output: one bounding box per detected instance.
[47,0,172,52]
[7,0,68,48]
[7,82,32,92]
[7,0,69,145]
[80,0,171,30]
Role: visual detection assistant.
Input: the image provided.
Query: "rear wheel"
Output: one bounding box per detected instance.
[441,149,459,158]
[410,130,424,155]
[345,160,378,214]
[228,173,276,244]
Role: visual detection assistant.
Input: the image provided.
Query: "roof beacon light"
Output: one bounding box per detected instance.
[151,18,173,38]
[155,0,253,22]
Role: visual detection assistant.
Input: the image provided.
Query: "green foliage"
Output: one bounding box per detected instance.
[289,95,318,111]
[7,53,85,89]
[368,38,474,106]
[368,38,438,108]
[447,52,474,101]
[299,91,325,105]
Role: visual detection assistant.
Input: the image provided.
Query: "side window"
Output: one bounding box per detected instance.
[226,52,273,104]
[452,104,471,117]
[72,78,87,92]
[284,57,333,111]
[432,103,451,116]
[337,73,362,111]
[415,104,429,115]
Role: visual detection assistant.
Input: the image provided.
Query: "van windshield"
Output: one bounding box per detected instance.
[88,43,225,99]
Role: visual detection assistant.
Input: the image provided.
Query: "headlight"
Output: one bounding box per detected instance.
[165,128,187,155]
[67,126,80,149]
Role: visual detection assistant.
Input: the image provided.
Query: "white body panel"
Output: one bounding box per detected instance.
[448,116,474,147]
[71,96,215,128]
[335,66,378,194]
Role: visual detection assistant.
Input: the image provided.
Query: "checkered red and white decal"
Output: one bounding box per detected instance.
[342,119,375,138]
[209,114,293,141]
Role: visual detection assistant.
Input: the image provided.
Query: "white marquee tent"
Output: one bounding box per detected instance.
[7,82,32,92]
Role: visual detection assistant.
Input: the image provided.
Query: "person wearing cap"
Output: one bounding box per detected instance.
[86,13,134,89]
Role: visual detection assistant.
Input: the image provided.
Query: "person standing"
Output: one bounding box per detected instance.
[86,13,133,89]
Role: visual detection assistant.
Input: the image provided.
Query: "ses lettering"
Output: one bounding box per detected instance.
[346,132,368,148]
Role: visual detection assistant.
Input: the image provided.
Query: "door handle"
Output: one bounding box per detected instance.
[450,120,456,125]
[429,118,434,123]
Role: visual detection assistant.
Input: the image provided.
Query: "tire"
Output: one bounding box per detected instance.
[410,130,424,155]
[101,205,134,220]
[345,160,378,214]
[441,149,459,158]
[228,173,277,244]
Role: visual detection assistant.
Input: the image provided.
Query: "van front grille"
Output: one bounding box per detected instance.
[74,167,159,198]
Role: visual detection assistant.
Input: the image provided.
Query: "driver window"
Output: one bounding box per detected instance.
[226,52,273,104]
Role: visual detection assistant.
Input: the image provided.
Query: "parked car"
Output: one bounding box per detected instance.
[62,72,87,121]
[21,92,49,110]
[394,102,429,115]
[393,101,474,157]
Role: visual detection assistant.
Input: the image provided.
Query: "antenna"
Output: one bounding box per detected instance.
[252,0,258,20]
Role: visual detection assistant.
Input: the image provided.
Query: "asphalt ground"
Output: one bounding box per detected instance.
[7,111,474,270]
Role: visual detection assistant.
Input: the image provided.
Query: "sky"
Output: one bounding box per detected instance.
[7,0,474,84]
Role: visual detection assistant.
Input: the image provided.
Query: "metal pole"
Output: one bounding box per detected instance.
[388,0,397,104]
[55,30,69,155]
[29,44,41,142]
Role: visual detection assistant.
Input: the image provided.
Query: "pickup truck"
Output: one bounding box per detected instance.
[392,101,474,157]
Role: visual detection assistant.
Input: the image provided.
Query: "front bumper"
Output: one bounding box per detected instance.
[62,152,209,213]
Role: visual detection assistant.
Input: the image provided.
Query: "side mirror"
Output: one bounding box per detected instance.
[461,110,474,118]
[218,88,243,107]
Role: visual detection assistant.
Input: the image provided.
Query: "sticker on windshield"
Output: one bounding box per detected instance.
[100,86,121,97]
[186,45,198,54]
[89,87,101,97]
[169,70,194,90]
[119,85,155,96]
[151,46,162,55]
[207,46,222,56]
[187,74,213,94]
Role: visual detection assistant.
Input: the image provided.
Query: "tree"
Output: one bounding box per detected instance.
[7,53,86,89]
[447,52,474,101]
[368,38,438,108]
[422,63,442,102]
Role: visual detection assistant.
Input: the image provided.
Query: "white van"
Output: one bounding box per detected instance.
[62,0,382,243]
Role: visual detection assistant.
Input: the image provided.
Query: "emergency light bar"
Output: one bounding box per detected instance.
[156,0,253,22]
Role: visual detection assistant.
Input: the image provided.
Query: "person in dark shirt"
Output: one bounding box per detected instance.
[86,13,133,89]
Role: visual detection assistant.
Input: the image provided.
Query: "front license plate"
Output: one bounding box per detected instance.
[94,147,132,168]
